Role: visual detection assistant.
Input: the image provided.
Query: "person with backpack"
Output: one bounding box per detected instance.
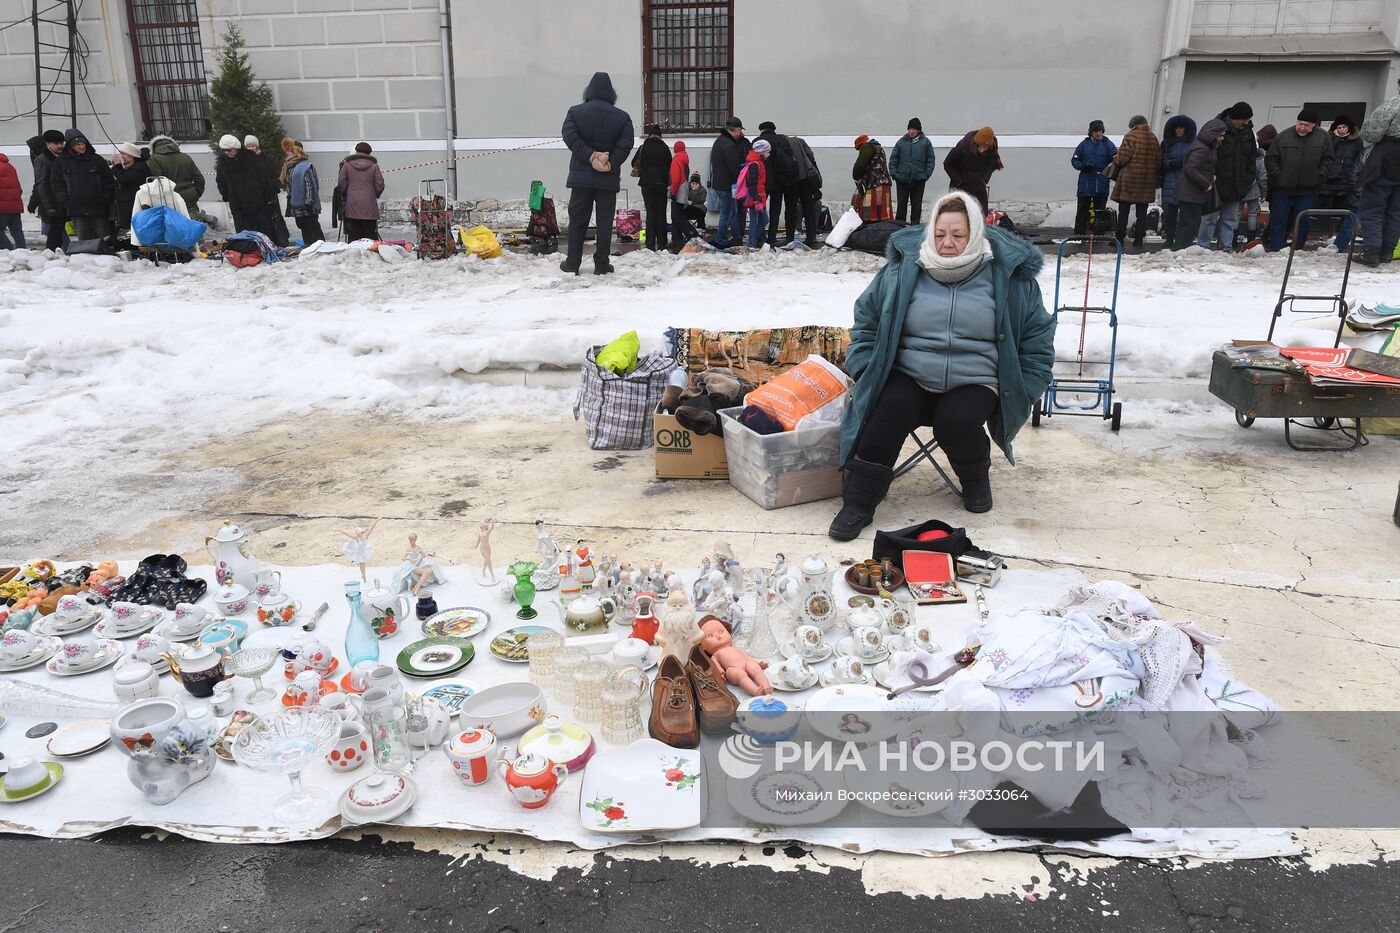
[633,124,672,252]
[710,116,750,248]
[1159,115,1197,246]
[560,71,634,274]
[668,140,691,250]
[739,139,770,249]
[757,121,799,246]
[1110,115,1161,251]
[1070,119,1116,235]
[0,151,24,249]
[890,118,936,225]
[943,127,1002,214]
[1172,118,1227,250]
[851,135,893,222]
[786,134,823,248]
[56,129,117,241]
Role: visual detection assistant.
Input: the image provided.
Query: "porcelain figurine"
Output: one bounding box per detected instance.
[338,518,380,584]
[206,520,259,589]
[645,560,669,596]
[390,533,447,596]
[656,588,703,663]
[127,718,217,806]
[498,750,568,809]
[699,615,771,695]
[628,592,659,644]
[473,517,499,585]
[692,558,713,606]
[715,542,744,593]
[573,541,595,590]
[532,520,561,590]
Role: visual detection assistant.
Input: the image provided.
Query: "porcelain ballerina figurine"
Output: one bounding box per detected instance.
[473,518,498,585]
[338,519,380,584]
[656,588,703,663]
[391,532,447,596]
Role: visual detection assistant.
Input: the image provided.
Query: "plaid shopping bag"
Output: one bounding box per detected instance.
[573,347,675,449]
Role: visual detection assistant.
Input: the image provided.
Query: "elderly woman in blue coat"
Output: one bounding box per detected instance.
[829,191,1057,541]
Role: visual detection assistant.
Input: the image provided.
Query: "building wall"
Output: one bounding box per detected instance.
[1180,59,1386,126]
[1191,0,1385,36]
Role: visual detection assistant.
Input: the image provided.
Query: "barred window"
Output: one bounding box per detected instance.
[125,0,209,140]
[642,0,733,134]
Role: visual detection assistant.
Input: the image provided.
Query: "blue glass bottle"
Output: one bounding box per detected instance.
[343,580,379,668]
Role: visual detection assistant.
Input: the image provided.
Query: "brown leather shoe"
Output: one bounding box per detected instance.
[687,645,738,734]
[649,654,700,748]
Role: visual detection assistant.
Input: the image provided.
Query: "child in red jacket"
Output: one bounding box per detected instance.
[0,153,24,249]
[741,140,770,249]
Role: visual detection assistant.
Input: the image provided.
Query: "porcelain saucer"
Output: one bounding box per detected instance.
[95,610,162,640]
[35,609,102,637]
[834,636,890,664]
[46,639,124,676]
[0,636,63,672]
[769,669,819,692]
[46,720,112,758]
[819,669,874,689]
[0,762,64,804]
[779,640,833,663]
[606,644,661,671]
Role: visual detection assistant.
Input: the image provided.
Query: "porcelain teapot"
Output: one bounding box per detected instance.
[363,578,410,639]
[498,750,568,809]
[163,643,225,698]
[551,593,617,636]
[781,554,837,631]
[205,519,258,589]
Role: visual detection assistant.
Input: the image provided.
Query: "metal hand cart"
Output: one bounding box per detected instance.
[1031,234,1125,431]
[1207,209,1400,452]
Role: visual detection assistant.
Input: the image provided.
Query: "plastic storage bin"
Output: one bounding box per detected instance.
[718,407,843,510]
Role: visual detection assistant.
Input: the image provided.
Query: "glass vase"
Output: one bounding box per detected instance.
[343,581,379,669]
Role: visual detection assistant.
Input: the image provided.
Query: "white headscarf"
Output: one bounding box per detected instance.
[917,190,993,284]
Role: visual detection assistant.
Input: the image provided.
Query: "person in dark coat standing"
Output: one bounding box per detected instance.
[147,135,206,221]
[215,134,278,236]
[633,124,672,252]
[1172,118,1227,250]
[1070,119,1116,235]
[757,121,800,246]
[890,118,936,225]
[337,142,385,242]
[1159,115,1196,245]
[0,152,24,249]
[1110,115,1161,250]
[56,129,117,241]
[1264,108,1335,252]
[110,143,153,233]
[1317,115,1362,251]
[785,133,823,248]
[1357,79,1400,266]
[943,127,1002,214]
[27,130,68,250]
[560,72,634,274]
[1197,102,1258,250]
[709,116,750,248]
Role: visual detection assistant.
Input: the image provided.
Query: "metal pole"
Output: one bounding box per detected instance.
[32,0,41,137]
[437,0,458,200]
[66,0,75,128]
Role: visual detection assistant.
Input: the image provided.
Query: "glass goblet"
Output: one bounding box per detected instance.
[227,645,280,704]
[231,706,342,824]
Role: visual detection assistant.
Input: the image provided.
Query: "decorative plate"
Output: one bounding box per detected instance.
[768,668,819,692]
[870,658,945,693]
[579,737,705,833]
[421,607,491,640]
[488,625,552,664]
[803,684,902,743]
[214,711,257,762]
[418,681,478,717]
[46,720,111,758]
[94,609,162,640]
[726,767,847,826]
[842,743,958,818]
[396,637,474,678]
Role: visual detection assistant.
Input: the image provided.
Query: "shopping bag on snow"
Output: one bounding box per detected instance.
[132,206,206,251]
[573,346,675,449]
[615,208,642,237]
[825,208,863,249]
[458,224,502,259]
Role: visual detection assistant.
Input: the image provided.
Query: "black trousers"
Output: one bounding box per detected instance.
[640,184,668,251]
[795,179,821,244]
[343,218,380,241]
[896,179,927,224]
[1161,203,1180,245]
[45,214,67,250]
[854,371,999,480]
[671,201,705,243]
[294,213,326,245]
[1115,202,1148,244]
[1073,195,1107,235]
[71,215,112,241]
[565,186,617,269]
[766,188,800,244]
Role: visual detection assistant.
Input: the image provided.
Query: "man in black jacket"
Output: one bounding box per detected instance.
[633,124,673,252]
[1197,102,1257,249]
[56,129,117,241]
[757,121,800,246]
[560,72,634,275]
[214,134,278,237]
[710,116,749,247]
[27,130,68,250]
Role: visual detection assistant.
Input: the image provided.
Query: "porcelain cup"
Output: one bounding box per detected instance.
[851,625,885,661]
[327,721,369,772]
[612,637,649,667]
[792,624,827,661]
[774,655,814,688]
[289,639,334,678]
[909,623,938,654]
[1,628,40,662]
[829,656,866,684]
[172,603,210,631]
[110,601,159,632]
[4,756,51,795]
[318,692,351,719]
[347,659,379,693]
[133,631,171,666]
[55,637,101,669]
[367,664,403,704]
[881,595,913,635]
[54,594,91,623]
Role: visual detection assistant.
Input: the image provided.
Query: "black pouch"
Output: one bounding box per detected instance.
[872,519,974,571]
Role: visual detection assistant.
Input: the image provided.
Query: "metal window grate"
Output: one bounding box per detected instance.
[125,0,209,140]
[642,0,732,134]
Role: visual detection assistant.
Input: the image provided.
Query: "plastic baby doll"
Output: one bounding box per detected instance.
[698,615,771,696]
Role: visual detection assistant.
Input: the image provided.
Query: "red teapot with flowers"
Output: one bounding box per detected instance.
[498,749,568,809]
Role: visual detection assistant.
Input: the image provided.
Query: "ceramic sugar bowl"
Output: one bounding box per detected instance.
[112,658,161,703]
[444,728,497,787]
[498,750,568,809]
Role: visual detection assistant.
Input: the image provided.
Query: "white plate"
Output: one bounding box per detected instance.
[803,684,902,743]
[0,636,63,672]
[819,669,874,689]
[95,609,162,640]
[779,640,833,663]
[46,720,112,758]
[579,737,705,833]
[842,744,958,818]
[46,640,124,676]
[769,669,819,692]
[726,767,847,826]
[834,636,890,664]
[158,622,207,643]
[35,609,103,636]
[870,659,945,693]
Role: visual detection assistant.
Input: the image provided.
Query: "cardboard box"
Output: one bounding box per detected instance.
[653,408,729,479]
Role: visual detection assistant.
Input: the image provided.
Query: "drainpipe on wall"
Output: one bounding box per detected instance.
[438,0,459,200]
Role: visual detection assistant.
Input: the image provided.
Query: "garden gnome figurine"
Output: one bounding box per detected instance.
[698,615,771,695]
[338,518,380,584]
[474,517,498,585]
[656,587,702,663]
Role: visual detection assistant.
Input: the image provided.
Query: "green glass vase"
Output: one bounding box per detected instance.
[509,561,539,620]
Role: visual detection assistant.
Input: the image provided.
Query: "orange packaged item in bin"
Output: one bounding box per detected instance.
[744,355,849,431]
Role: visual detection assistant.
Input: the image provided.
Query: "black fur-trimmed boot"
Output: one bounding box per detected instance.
[951,457,993,513]
[828,459,894,541]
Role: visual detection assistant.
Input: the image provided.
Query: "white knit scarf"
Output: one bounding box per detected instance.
[917,190,994,284]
